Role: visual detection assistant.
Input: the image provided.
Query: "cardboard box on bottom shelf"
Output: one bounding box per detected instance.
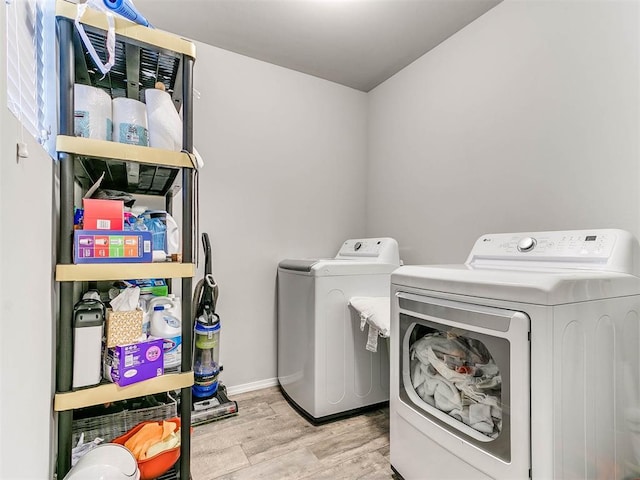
[74,230,153,263]
[103,339,164,387]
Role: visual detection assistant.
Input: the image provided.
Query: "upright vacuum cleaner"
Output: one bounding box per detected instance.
[191,232,238,425]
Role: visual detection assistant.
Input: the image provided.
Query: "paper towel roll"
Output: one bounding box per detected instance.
[112,97,149,146]
[74,84,112,141]
[145,88,183,151]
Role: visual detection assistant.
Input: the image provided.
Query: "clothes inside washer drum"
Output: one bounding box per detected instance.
[410,332,503,438]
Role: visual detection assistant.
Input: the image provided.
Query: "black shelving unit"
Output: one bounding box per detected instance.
[54,2,196,477]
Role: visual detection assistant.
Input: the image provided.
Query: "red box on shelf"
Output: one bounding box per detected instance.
[83,198,124,230]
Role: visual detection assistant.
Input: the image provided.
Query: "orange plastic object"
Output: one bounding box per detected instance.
[112,417,188,480]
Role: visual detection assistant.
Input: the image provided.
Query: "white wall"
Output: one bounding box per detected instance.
[0,4,54,478]
[192,43,368,389]
[367,0,640,265]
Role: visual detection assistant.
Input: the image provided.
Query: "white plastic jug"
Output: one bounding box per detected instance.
[165,213,180,255]
[148,296,182,369]
[146,294,181,315]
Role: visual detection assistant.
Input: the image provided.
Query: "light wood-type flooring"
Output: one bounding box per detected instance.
[191,386,396,480]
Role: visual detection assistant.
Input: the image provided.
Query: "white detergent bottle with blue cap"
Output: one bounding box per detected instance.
[149,295,182,370]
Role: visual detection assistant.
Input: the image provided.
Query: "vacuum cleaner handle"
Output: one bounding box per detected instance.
[202,233,212,276]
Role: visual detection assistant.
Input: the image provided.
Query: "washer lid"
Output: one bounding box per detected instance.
[278,259,320,272]
[391,264,640,305]
[278,237,400,276]
[279,258,399,276]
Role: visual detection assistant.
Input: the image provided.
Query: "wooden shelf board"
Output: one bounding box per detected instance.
[57,136,194,169]
[54,372,194,411]
[56,262,195,282]
[56,0,196,59]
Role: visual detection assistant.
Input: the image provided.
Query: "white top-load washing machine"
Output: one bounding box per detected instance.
[278,237,400,422]
[390,229,640,480]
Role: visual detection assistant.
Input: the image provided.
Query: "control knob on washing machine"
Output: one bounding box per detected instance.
[517,237,536,252]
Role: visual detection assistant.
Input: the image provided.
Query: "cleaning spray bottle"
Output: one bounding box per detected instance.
[148,295,182,370]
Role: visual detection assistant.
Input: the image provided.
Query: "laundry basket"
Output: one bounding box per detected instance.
[72,392,178,445]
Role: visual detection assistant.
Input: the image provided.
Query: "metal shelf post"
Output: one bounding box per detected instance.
[56,16,76,478]
[179,54,195,480]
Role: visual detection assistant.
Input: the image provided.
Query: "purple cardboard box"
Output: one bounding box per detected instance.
[74,230,153,264]
[104,338,164,386]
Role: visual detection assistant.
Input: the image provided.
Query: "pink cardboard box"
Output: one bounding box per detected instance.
[83,198,124,230]
[103,338,164,386]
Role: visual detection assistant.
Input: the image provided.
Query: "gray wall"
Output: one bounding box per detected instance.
[367,0,640,265]
[192,43,369,390]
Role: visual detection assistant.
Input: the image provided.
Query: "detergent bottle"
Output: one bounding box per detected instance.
[149,295,182,370]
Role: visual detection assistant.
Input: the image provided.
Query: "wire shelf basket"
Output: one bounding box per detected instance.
[72,392,178,445]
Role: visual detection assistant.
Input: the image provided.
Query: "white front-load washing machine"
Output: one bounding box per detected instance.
[278,237,400,422]
[390,229,640,480]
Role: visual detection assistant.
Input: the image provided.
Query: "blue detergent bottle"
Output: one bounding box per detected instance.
[143,211,168,254]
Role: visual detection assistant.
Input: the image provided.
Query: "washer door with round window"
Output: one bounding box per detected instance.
[396,292,530,479]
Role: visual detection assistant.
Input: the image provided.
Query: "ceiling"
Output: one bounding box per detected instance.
[133,0,502,92]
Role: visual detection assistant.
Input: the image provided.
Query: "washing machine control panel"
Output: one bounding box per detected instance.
[339,239,385,257]
[335,238,400,264]
[470,230,620,261]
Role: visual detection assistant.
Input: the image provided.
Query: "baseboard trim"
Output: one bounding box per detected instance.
[226,377,279,396]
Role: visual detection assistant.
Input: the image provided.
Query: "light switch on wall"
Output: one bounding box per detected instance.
[17,141,28,159]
